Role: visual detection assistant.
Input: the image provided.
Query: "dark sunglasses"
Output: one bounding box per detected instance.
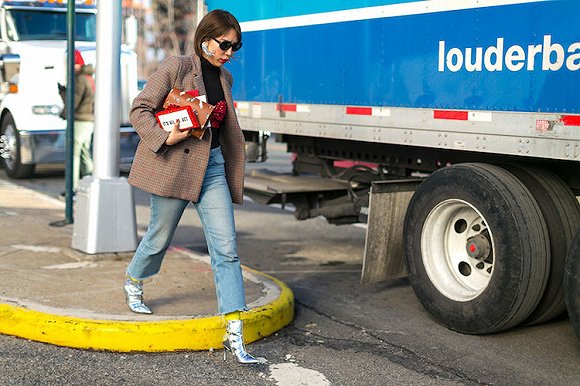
[212,38,242,52]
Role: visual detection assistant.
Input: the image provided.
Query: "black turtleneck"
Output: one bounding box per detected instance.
[201,57,225,148]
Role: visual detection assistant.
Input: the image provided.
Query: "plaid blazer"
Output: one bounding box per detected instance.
[128,55,245,204]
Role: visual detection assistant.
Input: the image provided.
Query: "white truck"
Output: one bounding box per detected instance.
[206,0,580,336]
[0,0,139,178]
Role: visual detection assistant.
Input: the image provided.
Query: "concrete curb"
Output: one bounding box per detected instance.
[0,256,294,352]
[0,176,295,351]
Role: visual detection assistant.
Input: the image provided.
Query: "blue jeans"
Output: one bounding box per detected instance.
[126,147,246,314]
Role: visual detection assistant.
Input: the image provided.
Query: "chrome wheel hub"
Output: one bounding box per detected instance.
[421,199,495,302]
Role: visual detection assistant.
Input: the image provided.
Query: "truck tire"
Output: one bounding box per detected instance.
[403,163,550,334]
[502,165,580,325]
[0,113,35,178]
[564,228,580,341]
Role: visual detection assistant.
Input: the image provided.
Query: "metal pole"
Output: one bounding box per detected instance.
[71,1,137,254]
[93,3,120,178]
[64,0,75,224]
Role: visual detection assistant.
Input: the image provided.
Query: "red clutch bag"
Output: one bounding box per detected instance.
[158,88,215,139]
[155,105,200,133]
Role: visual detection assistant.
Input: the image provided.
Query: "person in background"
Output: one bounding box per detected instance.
[123,10,265,364]
[58,49,95,197]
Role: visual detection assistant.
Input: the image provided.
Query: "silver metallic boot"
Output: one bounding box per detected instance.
[223,320,266,364]
[123,278,152,314]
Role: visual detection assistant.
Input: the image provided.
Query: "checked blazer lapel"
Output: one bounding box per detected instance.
[220,70,234,121]
[190,55,207,98]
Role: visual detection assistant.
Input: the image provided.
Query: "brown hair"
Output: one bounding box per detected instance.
[194,10,242,58]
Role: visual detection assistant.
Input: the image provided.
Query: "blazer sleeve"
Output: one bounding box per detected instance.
[129,56,182,154]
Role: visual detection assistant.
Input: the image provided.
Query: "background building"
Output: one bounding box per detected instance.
[122,0,198,79]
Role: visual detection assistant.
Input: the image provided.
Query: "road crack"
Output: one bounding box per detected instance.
[293,299,487,386]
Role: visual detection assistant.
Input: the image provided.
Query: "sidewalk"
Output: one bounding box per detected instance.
[0,179,294,352]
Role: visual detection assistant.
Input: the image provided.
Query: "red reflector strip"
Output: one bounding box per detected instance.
[334,160,379,169]
[234,102,237,108]
[346,107,372,115]
[561,115,580,126]
[276,104,297,112]
[434,110,469,121]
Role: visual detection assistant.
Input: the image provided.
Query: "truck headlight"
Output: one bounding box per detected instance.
[32,105,61,115]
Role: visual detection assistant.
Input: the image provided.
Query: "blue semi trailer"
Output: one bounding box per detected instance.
[206,0,580,336]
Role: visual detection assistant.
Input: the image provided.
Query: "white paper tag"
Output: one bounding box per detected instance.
[158,109,195,131]
[197,94,207,103]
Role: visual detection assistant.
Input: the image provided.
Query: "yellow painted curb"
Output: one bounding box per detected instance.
[0,268,294,352]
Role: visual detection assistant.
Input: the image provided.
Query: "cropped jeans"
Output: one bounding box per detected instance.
[126,147,246,314]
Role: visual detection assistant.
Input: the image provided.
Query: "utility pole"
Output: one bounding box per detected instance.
[64,0,75,224]
[71,1,137,254]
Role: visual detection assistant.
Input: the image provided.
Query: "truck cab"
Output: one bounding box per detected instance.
[0,0,139,178]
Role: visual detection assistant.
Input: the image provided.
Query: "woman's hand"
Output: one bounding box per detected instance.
[164,121,191,145]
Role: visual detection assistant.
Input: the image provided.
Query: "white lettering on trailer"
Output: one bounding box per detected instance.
[439,36,580,72]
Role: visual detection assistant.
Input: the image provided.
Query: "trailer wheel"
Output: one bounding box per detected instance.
[564,228,580,341]
[403,163,550,334]
[502,165,580,325]
[0,113,35,178]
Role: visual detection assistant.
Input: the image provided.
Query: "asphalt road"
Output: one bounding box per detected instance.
[1,142,578,385]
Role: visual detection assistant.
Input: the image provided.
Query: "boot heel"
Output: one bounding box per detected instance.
[222,320,266,364]
[223,343,229,361]
[123,278,152,314]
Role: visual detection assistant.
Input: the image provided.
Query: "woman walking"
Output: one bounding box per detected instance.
[124,9,262,364]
